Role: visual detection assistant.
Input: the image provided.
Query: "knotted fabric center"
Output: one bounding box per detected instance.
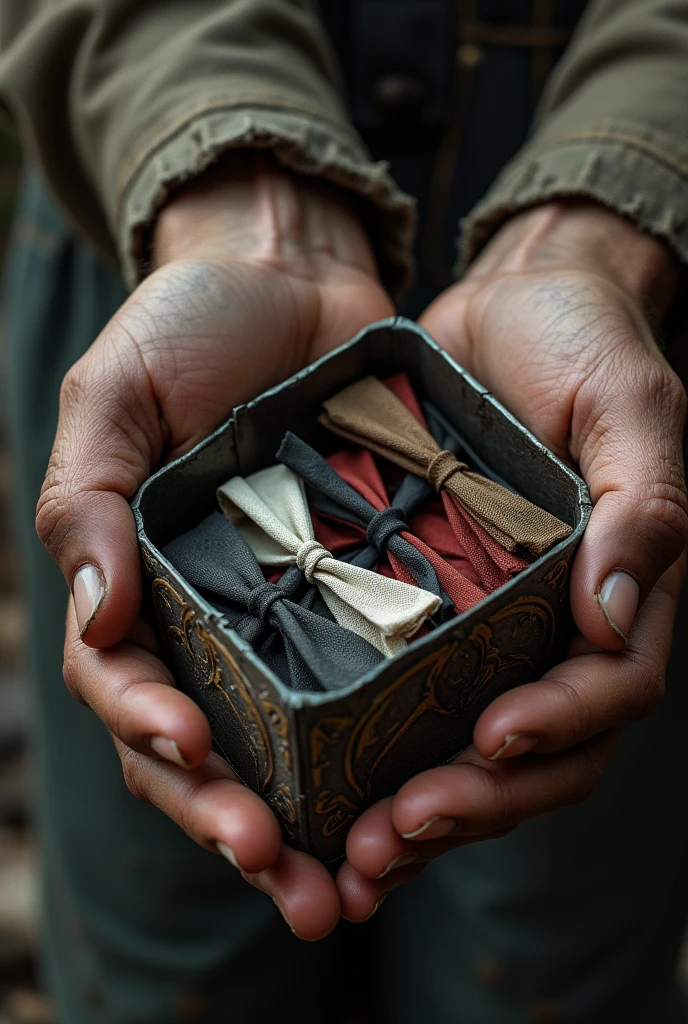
[246,581,284,623]
[295,539,331,583]
[427,449,466,492]
[366,506,408,552]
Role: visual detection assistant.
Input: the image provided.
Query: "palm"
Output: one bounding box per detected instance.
[116,252,393,464]
[422,270,608,464]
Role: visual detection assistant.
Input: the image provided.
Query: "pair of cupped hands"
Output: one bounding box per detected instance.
[37,152,687,939]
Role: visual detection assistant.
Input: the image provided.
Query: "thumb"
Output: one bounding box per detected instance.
[570,337,688,650]
[35,336,165,647]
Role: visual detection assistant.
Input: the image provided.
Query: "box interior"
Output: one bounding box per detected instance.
[134,318,589,703]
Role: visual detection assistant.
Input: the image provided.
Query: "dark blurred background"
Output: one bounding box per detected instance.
[0,129,53,1024]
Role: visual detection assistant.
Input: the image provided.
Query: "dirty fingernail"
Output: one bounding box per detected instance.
[72,563,105,637]
[216,842,241,870]
[597,572,639,642]
[489,733,537,761]
[376,852,419,879]
[402,817,456,840]
[150,735,189,768]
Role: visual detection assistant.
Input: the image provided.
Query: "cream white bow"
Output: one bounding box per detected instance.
[218,465,440,656]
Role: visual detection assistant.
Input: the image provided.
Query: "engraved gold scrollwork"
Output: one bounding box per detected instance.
[199,629,276,789]
[310,717,355,789]
[310,593,556,836]
[313,790,358,838]
[467,595,555,692]
[309,717,356,838]
[344,643,457,800]
[261,698,292,772]
[269,784,298,838]
[193,621,224,690]
[308,644,459,835]
[151,578,274,789]
[544,559,569,592]
[153,578,198,660]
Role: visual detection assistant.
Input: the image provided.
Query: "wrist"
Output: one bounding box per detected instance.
[470,200,681,318]
[152,150,378,279]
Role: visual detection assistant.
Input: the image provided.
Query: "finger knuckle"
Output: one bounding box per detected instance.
[35,419,85,556]
[637,365,688,536]
[476,765,514,832]
[546,676,593,744]
[61,645,89,707]
[569,743,607,805]
[630,489,688,559]
[35,361,152,558]
[648,361,686,422]
[119,747,151,805]
[35,490,78,562]
[59,361,90,411]
[639,673,665,719]
[623,650,666,719]
[35,458,67,547]
[173,776,210,843]
[176,798,201,844]
[106,675,144,743]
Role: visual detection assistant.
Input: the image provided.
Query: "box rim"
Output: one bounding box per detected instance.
[132,316,592,710]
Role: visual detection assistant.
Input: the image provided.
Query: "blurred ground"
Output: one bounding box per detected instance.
[0,132,53,1024]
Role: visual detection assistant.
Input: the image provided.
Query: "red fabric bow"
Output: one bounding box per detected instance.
[312,443,487,613]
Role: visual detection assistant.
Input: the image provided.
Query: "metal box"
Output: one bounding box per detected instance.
[133,318,590,861]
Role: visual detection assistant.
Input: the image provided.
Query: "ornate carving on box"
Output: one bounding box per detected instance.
[308,592,556,841]
[544,558,569,592]
[151,576,275,790]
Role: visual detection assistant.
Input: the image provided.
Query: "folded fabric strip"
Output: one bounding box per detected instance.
[319,375,572,557]
[405,499,482,585]
[217,465,441,657]
[325,439,484,584]
[420,404,530,584]
[163,512,383,692]
[277,432,487,617]
[358,373,529,589]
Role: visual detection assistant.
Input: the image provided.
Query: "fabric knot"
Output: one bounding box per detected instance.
[366,506,408,553]
[246,581,284,623]
[295,539,331,583]
[427,449,466,492]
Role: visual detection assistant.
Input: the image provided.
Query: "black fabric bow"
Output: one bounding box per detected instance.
[163,512,383,692]
[276,431,457,619]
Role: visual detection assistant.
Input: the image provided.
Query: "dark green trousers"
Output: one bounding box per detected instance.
[5,171,688,1024]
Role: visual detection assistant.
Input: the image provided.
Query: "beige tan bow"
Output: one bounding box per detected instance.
[218,464,440,657]
[319,376,572,557]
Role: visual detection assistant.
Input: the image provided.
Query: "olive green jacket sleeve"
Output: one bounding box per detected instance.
[460,0,688,270]
[0,0,414,295]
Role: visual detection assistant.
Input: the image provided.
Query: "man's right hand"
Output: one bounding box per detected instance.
[36,151,395,940]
